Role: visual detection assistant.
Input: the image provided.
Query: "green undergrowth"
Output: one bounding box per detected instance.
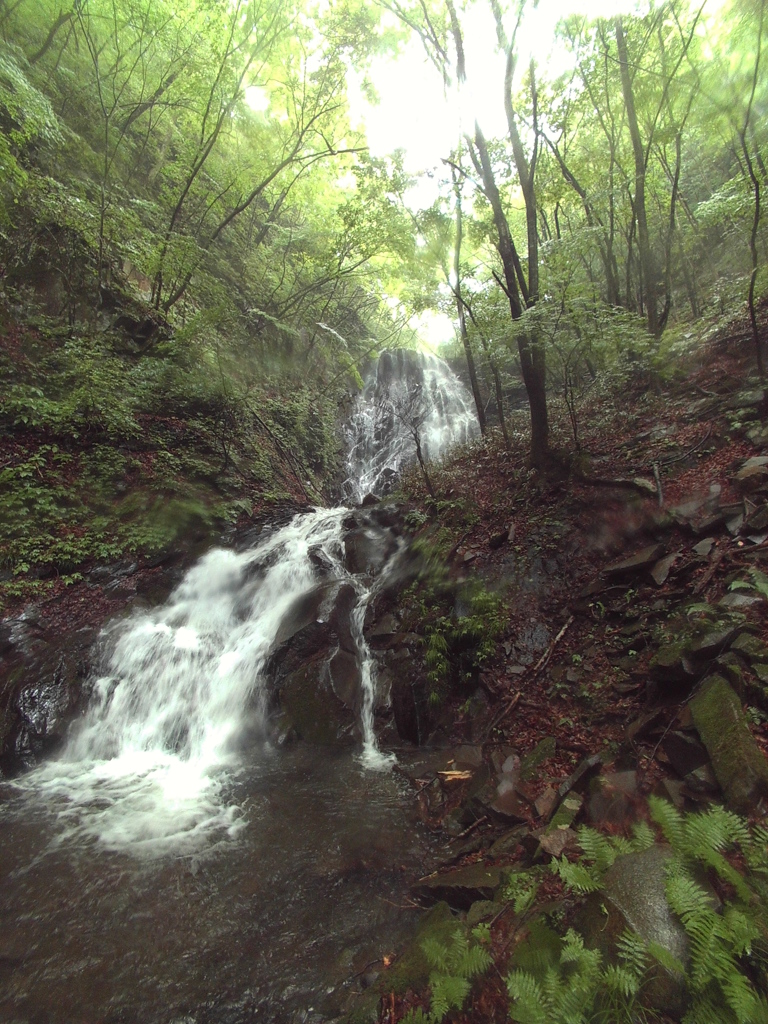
[405,800,768,1024]
[400,530,507,706]
[0,318,344,610]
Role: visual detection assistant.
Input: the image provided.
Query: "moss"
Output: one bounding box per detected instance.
[343,902,457,1024]
[520,736,557,781]
[731,633,768,664]
[690,674,768,813]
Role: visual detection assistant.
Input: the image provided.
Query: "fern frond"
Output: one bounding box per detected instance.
[555,858,603,894]
[400,1009,432,1024]
[649,796,685,849]
[647,940,686,977]
[507,970,549,1024]
[682,994,737,1024]
[602,963,641,999]
[421,934,451,974]
[616,928,648,976]
[428,972,469,1020]
[684,804,750,855]
[630,819,656,851]
[576,827,616,871]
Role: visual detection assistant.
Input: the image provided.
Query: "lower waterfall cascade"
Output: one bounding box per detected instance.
[0,347,477,1023]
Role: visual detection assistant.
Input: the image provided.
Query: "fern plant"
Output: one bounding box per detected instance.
[648,798,768,1024]
[509,802,768,1024]
[507,927,651,1024]
[401,925,492,1024]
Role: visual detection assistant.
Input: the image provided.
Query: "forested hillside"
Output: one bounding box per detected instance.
[0,0,765,608]
[2,3,768,1023]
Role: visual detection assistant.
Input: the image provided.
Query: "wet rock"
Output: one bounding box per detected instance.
[344,523,398,575]
[412,863,505,910]
[538,827,577,857]
[557,753,603,799]
[735,456,768,491]
[389,668,429,746]
[534,787,558,820]
[271,581,337,651]
[661,732,709,777]
[580,845,689,1016]
[453,744,484,769]
[731,633,768,663]
[489,825,529,858]
[277,657,356,746]
[687,622,741,657]
[466,900,498,926]
[327,583,358,654]
[650,552,680,586]
[344,902,456,1024]
[329,649,361,708]
[692,537,716,556]
[602,544,666,578]
[626,707,664,743]
[719,591,763,610]
[690,674,768,813]
[0,619,97,773]
[366,612,399,640]
[650,640,697,683]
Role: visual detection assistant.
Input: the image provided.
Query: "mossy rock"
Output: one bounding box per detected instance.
[520,736,556,780]
[690,675,768,813]
[731,633,768,664]
[650,639,695,682]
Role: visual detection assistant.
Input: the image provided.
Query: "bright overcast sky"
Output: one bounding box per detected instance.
[347,0,641,187]
[346,1,642,347]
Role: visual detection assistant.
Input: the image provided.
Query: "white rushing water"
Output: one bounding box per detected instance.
[14,348,476,858]
[17,509,395,856]
[344,349,479,502]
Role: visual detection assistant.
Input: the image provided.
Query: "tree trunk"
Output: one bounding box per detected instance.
[616,18,661,336]
[452,173,486,435]
[470,124,548,466]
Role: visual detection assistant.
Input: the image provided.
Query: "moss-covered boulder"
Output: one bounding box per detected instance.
[690,675,768,813]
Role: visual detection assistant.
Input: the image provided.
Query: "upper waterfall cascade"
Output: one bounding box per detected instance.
[14,348,477,856]
[343,349,479,502]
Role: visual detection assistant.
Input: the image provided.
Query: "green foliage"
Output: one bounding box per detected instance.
[554,820,655,895]
[730,568,768,601]
[402,925,492,1024]
[419,584,506,705]
[521,802,768,1024]
[507,927,648,1024]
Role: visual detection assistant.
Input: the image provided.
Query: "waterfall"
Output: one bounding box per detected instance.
[343,349,479,502]
[15,346,476,856]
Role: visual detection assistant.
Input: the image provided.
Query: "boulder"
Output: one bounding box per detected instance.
[690,674,768,813]
[602,544,666,578]
[587,771,638,827]
[579,845,688,1016]
[277,657,356,746]
[412,863,505,910]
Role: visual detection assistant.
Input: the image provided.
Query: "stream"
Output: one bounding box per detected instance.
[0,350,476,1024]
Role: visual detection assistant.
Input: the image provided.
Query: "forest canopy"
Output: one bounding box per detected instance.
[0,0,766,597]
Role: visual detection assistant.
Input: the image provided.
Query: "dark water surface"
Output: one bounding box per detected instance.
[0,747,434,1024]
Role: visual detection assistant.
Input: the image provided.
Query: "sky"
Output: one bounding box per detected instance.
[346,0,641,186]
